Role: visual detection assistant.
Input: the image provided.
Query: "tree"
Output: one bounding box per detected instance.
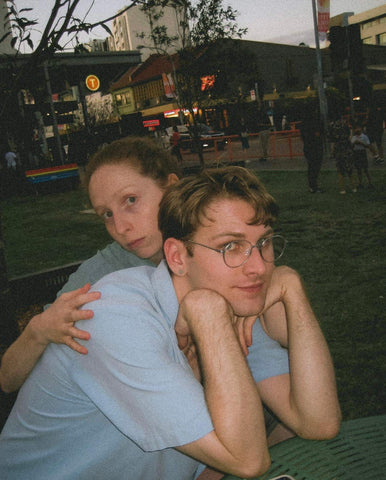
[0,0,131,358]
[138,0,248,167]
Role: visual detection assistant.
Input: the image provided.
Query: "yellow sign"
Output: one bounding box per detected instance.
[85,75,100,92]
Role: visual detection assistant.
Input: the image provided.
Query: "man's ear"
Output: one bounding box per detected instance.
[166,173,179,187]
[163,238,187,276]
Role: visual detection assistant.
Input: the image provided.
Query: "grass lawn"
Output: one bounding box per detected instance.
[1,169,385,422]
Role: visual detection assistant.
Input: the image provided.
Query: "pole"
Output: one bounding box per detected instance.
[43,62,64,165]
[312,0,329,152]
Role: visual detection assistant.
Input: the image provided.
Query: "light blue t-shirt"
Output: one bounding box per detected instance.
[0,262,289,479]
[57,241,154,295]
[0,262,213,479]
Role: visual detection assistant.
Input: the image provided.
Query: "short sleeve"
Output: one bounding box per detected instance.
[247,318,289,383]
[71,297,213,452]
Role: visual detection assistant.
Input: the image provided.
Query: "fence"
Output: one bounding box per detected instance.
[178,129,304,166]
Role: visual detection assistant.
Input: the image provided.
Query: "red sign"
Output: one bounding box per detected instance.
[85,75,100,91]
[201,75,215,91]
[143,119,160,127]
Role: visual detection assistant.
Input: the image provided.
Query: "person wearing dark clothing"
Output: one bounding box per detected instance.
[170,126,183,163]
[300,113,324,193]
[239,119,250,150]
[365,106,385,164]
[328,118,357,194]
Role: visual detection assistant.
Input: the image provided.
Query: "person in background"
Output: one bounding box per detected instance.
[365,105,385,165]
[257,111,273,163]
[171,125,183,163]
[4,150,17,170]
[281,115,289,131]
[328,117,357,195]
[0,167,341,479]
[239,118,250,151]
[300,107,324,193]
[351,125,374,190]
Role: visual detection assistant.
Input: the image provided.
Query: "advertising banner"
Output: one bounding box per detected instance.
[317,0,330,42]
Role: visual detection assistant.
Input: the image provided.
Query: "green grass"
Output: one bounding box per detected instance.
[1,188,111,276]
[1,170,385,421]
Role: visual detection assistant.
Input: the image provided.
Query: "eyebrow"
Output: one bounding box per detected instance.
[211,228,274,241]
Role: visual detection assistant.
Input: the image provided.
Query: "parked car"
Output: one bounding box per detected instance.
[163,123,226,152]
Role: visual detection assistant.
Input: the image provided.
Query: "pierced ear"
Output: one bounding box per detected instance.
[163,238,187,275]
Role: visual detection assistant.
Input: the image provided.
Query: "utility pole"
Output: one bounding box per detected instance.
[312,0,329,154]
[44,62,64,165]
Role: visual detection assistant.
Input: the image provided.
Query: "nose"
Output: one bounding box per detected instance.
[113,211,132,235]
[242,245,267,275]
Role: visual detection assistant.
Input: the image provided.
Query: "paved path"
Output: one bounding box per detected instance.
[181,153,386,174]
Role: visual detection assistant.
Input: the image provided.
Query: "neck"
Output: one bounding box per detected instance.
[171,274,191,305]
[149,250,165,266]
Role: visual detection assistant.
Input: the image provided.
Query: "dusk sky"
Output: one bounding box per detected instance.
[18,0,386,50]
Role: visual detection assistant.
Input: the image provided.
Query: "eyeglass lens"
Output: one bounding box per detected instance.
[224,236,285,267]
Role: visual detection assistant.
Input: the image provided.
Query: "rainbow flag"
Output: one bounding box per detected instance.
[25,164,79,184]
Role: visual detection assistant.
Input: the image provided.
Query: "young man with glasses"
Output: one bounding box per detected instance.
[0,167,341,480]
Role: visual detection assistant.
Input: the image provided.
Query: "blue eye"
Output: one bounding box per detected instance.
[126,196,136,206]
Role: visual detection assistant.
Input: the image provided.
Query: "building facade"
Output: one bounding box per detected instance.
[107,3,183,60]
[330,5,386,46]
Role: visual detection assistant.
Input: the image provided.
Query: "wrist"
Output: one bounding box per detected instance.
[182,289,232,329]
[27,313,51,347]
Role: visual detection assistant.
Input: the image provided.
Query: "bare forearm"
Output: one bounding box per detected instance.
[180,291,270,476]
[285,279,341,437]
[200,319,266,460]
[0,316,47,393]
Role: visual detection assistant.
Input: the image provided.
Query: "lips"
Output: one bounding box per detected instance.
[127,237,145,249]
[237,283,264,294]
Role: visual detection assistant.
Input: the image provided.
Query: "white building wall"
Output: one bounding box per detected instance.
[110,4,182,59]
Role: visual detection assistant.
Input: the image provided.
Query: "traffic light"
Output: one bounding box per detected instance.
[329,26,347,72]
[328,25,364,73]
[347,24,364,74]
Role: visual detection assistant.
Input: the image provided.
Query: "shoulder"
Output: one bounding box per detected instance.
[57,242,152,294]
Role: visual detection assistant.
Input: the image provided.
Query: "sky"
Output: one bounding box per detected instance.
[14,0,386,50]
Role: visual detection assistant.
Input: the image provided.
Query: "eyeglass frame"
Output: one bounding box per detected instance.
[186,234,287,269]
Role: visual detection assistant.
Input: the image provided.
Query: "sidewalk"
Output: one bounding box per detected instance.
[181,154,386,174]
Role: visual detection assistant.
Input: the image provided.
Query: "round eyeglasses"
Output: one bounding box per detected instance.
[187,235,287,268]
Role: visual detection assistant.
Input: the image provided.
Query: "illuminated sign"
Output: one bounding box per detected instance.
[85,75,100,91]
[143,119,160,127]
[164,108,198,118]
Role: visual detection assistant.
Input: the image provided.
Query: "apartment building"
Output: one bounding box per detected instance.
[330,5,386,46]
[107,3,183,60]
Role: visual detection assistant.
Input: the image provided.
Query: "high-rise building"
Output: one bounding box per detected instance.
[107,3,183,60]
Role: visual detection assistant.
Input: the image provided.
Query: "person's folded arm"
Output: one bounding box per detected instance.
[0,284,100,393]
[258,266,341,440]
[175,289,270,478]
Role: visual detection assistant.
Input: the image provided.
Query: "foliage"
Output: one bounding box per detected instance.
[3,0,115,55]
[138,0,248,166]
